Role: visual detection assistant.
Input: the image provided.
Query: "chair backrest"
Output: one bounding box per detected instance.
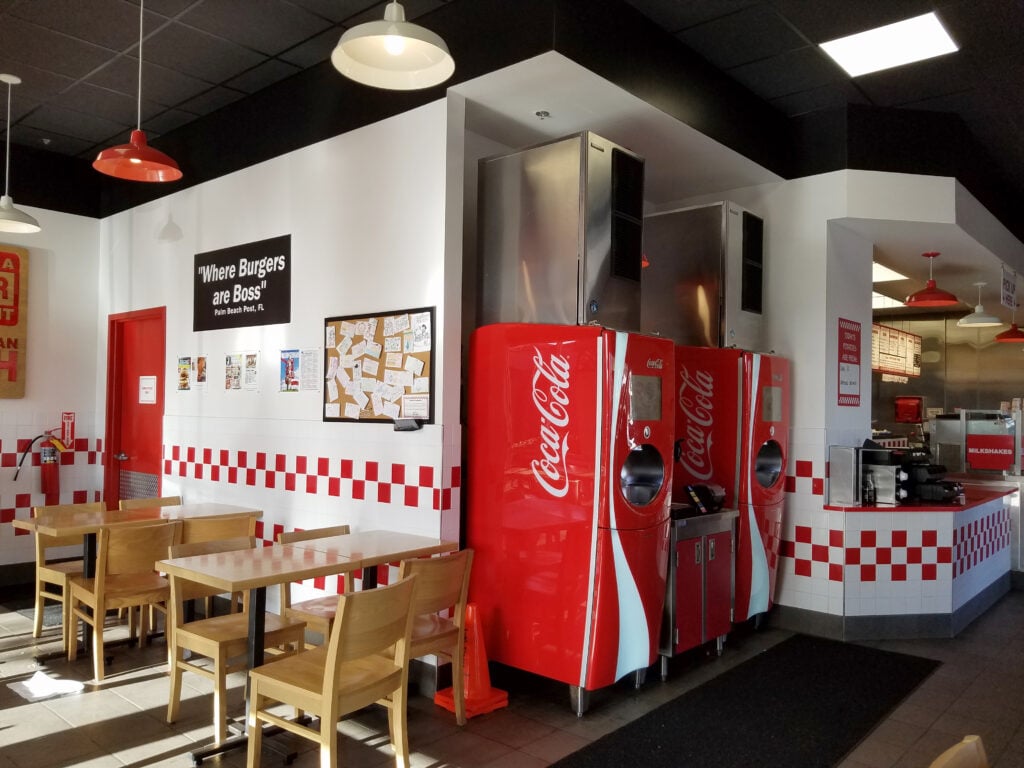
[169,535,256,560]
[119,495,182,511]
[277,525,352,608]
[32,501,107,552]
[399,549,473,621]
[167,536,257,628]
[97,521,180,581]
[179,513,257,544]
[277,524,351,545]
[928,736,989,768]
[323,574,417,695]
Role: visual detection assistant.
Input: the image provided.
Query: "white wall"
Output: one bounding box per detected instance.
[2,101,461,585]
[0,209,103,567]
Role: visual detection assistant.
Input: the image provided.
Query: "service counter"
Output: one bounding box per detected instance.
[944,474,1022,583]
[777,485,1012,641]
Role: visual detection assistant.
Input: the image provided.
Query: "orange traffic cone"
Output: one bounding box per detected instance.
[434,602,508,719]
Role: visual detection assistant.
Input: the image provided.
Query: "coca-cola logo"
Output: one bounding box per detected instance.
[529,347,571,498]
[677,364,715,480]
[647,358,664,370]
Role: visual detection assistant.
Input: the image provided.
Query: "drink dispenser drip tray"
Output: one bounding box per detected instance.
[620,444,665,505]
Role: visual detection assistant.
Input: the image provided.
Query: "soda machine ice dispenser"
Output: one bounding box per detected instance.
[672,345,790,623]
[466,323,674,714]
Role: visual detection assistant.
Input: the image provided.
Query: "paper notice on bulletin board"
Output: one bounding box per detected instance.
[323,306,434,423]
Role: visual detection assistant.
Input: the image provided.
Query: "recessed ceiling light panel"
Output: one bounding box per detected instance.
[820,12,958,77]
[872,263,908,283]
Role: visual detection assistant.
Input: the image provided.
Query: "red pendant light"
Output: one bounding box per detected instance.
[996,296,1024,342]
[995,323,1024,342]
[92,0,181,183]
[904,251,959,307]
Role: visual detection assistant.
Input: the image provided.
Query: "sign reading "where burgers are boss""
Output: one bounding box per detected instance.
[193,235,291,332]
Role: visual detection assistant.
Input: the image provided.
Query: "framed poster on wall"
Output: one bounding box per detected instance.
[323,306,435,424]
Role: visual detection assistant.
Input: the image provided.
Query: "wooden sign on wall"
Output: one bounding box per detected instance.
[0,245,28,398]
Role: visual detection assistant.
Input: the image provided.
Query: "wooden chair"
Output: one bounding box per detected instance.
[928,735,989,768]
[277,525,353,643]
[30,501,106,652]
[166,536,306,745]
[245,574,418,768]
[176,513,258,616]
[118,495,182,510]
[67,520,180,681]
[382,549,474,725]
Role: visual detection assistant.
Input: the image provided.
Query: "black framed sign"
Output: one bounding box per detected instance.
[323,306,435,424]
[193,235,291,331]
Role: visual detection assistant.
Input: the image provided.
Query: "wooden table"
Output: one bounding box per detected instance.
[287,529,458,587]
[157,530,457,764]
[14,503,262,655]
[14,502,263,576]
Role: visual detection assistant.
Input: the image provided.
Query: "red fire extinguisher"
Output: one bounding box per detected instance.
[14,430,66,505]
[40,438,61,505]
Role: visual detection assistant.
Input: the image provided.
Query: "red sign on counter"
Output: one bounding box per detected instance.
[966,433,1015,471]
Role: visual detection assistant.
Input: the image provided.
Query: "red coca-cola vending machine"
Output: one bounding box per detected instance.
[467,323,674,714]
[672,346,790,623]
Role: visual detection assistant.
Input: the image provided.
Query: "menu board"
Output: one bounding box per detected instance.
[871,323,921,377]
[323,306,434,423]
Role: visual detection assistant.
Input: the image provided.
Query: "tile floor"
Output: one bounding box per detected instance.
[0,588,1022,767]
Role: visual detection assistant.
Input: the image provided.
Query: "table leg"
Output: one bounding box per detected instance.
[80,533,98,654]
[363,564,379,589]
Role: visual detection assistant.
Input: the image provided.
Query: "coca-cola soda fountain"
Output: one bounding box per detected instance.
[672,346,790,623]
[466,323,675,714]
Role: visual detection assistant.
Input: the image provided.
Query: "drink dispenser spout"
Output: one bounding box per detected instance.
[620,444,665,505]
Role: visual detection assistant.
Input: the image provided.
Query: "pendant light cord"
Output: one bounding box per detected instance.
[136,0,144,131]
[4,80,11,197]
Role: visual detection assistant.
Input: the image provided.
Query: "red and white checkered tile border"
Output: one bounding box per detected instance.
[779,462,1011,585]
[164,445,460,512]
[782,525,955,583]
[2,437,104,530]
[0,437,103,471]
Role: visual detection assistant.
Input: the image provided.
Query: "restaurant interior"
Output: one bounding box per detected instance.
[3,2,1024,767]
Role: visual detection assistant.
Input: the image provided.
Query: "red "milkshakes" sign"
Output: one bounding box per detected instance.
[966,433,1015,471]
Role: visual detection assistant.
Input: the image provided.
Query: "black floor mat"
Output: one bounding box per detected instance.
[550,634,940,768]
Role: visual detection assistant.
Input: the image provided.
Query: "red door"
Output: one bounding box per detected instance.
[103,307,166,509]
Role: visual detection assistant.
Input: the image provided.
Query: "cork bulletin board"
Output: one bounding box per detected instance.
[323,306,435,423]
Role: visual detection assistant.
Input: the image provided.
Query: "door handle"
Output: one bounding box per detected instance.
[114,452,129,461]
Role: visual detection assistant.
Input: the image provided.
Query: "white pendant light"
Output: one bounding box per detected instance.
[957,282,1003,328]
[0,74,40,234]
[331,2,454,91]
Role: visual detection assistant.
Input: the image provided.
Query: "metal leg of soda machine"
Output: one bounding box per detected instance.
[633,667,646,689]
[715,635,725,657]
[660,655,669,682]
[569,685,590,717]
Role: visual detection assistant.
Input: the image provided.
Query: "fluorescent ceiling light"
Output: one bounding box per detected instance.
[820,13,958,77]
[872,292,904,310]
[872,263,908,283]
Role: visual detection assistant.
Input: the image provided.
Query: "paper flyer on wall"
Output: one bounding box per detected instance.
[177,357,191,391]
[280,349,300,392]
[179,355,208,391]
[193,355,207,390]
[226,351,259,392]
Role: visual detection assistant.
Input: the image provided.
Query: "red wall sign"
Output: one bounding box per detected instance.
[0,245,28,398]
[837,318,861,407]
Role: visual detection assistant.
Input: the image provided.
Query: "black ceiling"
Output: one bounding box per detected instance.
[1,0,1022,239]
